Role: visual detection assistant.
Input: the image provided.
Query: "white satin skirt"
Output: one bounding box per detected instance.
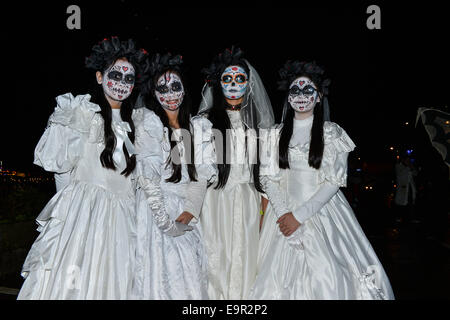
[17,180,136,300]
[249,191,395,300]
[200,182,261,300]
[132,186,208,300]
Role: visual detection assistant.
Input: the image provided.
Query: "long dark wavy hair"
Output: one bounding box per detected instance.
[201,47,263,192]
[142,53,197,183]
[277,60,331,170]
[85,36,149,177]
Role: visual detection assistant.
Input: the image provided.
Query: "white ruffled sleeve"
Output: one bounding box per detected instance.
[317,121,356,187]
[33,93,100,173]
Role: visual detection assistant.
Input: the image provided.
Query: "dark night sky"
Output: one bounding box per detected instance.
[1,1,449,172]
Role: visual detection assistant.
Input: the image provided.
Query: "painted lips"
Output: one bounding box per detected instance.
[165,98,182,108]
[168,100,179,104]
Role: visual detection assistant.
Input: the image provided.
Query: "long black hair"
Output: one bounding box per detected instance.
[201,47,263,192]
[85,36,149,177]
[278,60,331,170]
[142,53,197,183]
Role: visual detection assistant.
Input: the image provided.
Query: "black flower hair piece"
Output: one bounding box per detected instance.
[85,36,150,87]
[278,60,331,95]
[142,52,184,95]
[201,46,248,87]
[148,53,183,79]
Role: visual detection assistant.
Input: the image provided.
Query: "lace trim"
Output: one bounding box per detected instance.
[358,266,387,300]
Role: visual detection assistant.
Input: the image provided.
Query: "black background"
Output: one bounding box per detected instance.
[1,1,449,171]
[0,0,449,305]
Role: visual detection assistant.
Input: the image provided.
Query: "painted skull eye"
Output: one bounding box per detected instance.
[235,74,246,83]
[171,81,183,92]
[107,71,123,81]
[289,86,301,96]
[289,85,317,96]
[124,74,135,84]
[222,75,233,83]
[156,85,169,94]
[302,85,316,96]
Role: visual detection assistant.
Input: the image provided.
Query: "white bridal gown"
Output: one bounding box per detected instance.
[131,108,216,299]
[249,116,395,300]
[18,93,137,299]
[200,109,261,300]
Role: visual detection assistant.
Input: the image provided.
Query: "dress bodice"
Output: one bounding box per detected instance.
[261,117,356,213]
[72,106,135,198]
[285,116,322,207]
[225,110,253,185]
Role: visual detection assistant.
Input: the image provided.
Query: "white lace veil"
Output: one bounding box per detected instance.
[198,59,275,129]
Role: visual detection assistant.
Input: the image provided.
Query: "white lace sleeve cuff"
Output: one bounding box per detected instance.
[138,176,174,233]
[260,175,290,219]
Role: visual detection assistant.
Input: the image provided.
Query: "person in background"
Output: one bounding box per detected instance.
[394,153,418,224]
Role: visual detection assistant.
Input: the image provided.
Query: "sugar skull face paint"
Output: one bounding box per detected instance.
[288,76,319,113]
[154,71,185,111]
[220,65,248,100]
[102,59,135,101]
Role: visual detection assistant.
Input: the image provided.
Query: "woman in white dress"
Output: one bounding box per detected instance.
[17,37,150,299]
[132,53,214,299]
[198,47,275,299]
[249,60,394,300]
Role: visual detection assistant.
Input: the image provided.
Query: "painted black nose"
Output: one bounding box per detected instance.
[231,82,236,86]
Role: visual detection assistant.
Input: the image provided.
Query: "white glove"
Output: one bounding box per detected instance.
[166,221,194,237]
[292,182,339,223]
[139,176,193,237]
[260,175,290,219]
[285,227,305,250]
